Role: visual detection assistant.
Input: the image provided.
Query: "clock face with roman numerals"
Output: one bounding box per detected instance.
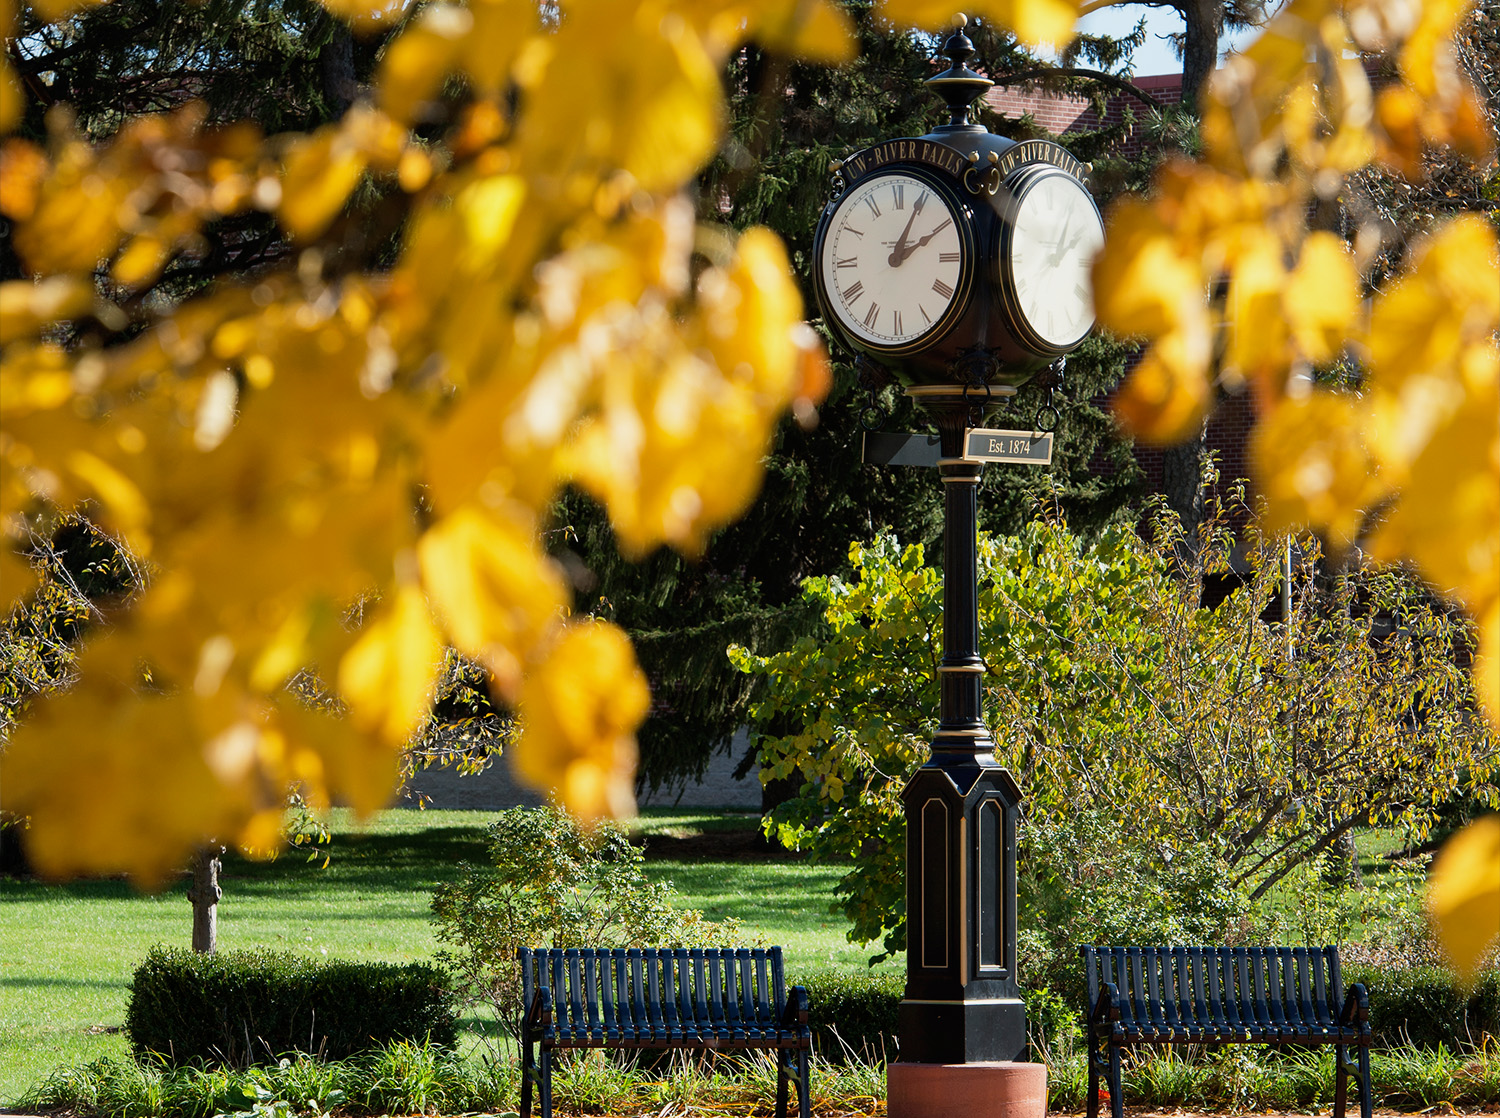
[815,168,972,353]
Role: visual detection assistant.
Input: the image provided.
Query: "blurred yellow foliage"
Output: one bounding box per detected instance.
[0,0,830,882]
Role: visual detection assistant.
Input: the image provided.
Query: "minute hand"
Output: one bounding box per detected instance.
[894,218,952,264]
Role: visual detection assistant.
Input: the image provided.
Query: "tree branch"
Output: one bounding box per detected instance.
[993,67,1167,112]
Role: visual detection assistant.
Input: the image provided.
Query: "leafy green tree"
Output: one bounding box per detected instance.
[430,804,742,1040]
[731,495,1498,961]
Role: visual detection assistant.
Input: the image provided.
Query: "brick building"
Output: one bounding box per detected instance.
[986,72,1186,157]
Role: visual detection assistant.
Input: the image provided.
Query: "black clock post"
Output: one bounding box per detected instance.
[810,14,1105,1118]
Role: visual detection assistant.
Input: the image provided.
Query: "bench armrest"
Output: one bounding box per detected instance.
[1339,983,1369,1029]
[1089,981,1122,1026]
[782,984,811,1038]
[524,986,554,1036]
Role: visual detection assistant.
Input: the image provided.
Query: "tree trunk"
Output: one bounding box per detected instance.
[1180,0,1226,111]
[188,845,224,954]
[1161,434,1206,549]
[320,24,356,117]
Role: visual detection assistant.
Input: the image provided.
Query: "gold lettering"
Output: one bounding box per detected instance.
[989,438,1003,453]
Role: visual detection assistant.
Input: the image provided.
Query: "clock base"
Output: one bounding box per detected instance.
[888,1058,1047,1118]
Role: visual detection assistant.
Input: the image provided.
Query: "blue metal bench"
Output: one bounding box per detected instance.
[1081,945,1372,1118]
[518,946,812,1118]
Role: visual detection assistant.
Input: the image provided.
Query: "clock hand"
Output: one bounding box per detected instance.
[886,194,926,267]
[1046,212,1074,267]
[895,219,950,264]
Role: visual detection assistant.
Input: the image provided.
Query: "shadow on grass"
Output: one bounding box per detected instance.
[0,976,130,991]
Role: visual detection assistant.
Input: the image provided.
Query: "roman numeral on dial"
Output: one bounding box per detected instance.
[863,302,880,328]
[932,278,954,299]
[843,280,864,302]
[939,252,960,262]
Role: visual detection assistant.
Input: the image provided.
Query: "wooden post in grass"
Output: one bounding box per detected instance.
[188,844,224,953]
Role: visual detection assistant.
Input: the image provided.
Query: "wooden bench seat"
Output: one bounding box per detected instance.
[518,946,811,1118]
[1082,945,1372,1118]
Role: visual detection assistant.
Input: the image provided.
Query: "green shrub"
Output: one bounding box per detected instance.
[126,946,457,1067]
[430,803,743,1041]
[795,971,902,1060]
[1346,963,1500,1049]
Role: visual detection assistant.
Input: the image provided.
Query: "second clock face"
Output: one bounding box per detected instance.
[1001,167,1105,352]
[817,170,971,352]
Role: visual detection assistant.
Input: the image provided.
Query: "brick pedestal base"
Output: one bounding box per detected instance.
[887,1060,1048,1118]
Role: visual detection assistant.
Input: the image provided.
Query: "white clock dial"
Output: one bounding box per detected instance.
[1002,168,1104,351]
[818,171,970,351]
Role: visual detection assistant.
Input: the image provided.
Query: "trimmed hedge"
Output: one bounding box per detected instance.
[126,946,458,1067]
[796,971,902,1060]
[1345,963,1500,1050]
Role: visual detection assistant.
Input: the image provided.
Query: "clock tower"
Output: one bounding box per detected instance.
[811,15,1104,1118]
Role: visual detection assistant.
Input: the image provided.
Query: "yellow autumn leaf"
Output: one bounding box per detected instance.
[111,233,173,289]
[1285,231,1359,366]
[337,577,444,744]
[1223,228,1288,385]
[277,700,402,817]
[278,127,369,242]
[698,225,808,397]
[1367,216,1500,383]
[376,4,469,125]
[12,147,133,275]
[0,276,93,339]
[417,504,568,700]
[0,675,258,888]
[517,3,724,193]
[879,0,1076,49]
[513,620,650,819]
[316,0,411,32]
[66,449,152,549]
[1249,390,1388,546]
[700,0,856,64]
[1110,331,1213,446]
[1367,366,1499,618]
[0,56,22,135]
[1428,816,1500,982]
[461,0,537,95]
[1091,198,1206,340]
[0,139,48,219]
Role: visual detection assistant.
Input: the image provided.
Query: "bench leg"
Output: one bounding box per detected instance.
[539,1048,553,1118]
[1087,1037,1101,1118]
[796,1047,811,1118]
[775,1048,790,1118]
[1108,1043,1124,1118]
[521,1038,535,1118]
[1334,1042,1348,1118]
[1356,1044,1372,1118]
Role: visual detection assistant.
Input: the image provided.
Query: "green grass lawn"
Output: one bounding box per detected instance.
[0,806,883,1105]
